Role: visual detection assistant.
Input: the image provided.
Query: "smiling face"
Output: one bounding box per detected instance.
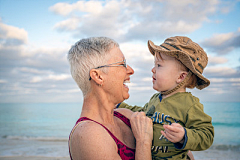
[152,52,182,93]
[103,47,134,104]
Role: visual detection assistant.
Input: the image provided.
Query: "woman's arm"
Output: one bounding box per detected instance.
[70,121,121,160]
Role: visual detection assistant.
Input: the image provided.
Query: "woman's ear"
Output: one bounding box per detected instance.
[176,71,188,84]
[89,69,103,85]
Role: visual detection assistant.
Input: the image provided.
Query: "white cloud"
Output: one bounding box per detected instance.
[49,2,74,16]
[203,33,234,46]
[142,77,152,82]
[208,55,228,65]
[48,74,71,81]
[205,87,225,94]
[30,76,43,83]
[50,0,224,42]
[232,83,240,86]
[0,21,28,45]
[66,89,80,93]
[205,66,237,76]
[201,28,240,55]
[49,1,103,16]
[18,67,52,74]
[30,74,71,83]
[21,45,68,57]
[120,42,152,60]
[209,78,240,83]
[0,79,7,83]
[161,0,218,22]
[131,86,153,91]
[53,18,80,31]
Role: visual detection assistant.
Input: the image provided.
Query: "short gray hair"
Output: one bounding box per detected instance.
[68,37,119,96]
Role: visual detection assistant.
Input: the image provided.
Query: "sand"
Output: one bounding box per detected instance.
[0,148,239,160]
[192,149,240,160]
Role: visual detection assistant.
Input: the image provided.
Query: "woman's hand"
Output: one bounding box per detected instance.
[130,112,153,160]
[130,112,153,142]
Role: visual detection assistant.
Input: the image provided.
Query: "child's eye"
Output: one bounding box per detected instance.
[157,64,161,67]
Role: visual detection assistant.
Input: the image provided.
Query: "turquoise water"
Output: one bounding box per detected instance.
[0,103,82,157]
[0,102,239,157]
[203,102,240,146]
[0,103,81,139]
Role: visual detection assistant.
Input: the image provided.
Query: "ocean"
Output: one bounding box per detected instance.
[0,102,240,158]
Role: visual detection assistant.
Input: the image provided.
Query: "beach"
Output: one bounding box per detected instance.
[192,147,240,160]
[0,148,240,160]
[0,142,240,160]
[0,137,239,160]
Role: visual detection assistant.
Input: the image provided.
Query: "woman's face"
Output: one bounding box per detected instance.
[103,47,134,104]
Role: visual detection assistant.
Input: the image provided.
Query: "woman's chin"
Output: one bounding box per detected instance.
[123,92,130,101]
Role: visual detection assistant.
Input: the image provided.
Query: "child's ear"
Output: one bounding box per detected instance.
[177,71,188,84]
[89,69,104,85]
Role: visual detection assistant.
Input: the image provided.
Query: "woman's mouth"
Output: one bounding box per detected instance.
[123,79,130,89]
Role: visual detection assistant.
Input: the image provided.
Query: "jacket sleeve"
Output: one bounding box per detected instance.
[183,102,214,151]
[117,93,160,112]
[117,102,148,112]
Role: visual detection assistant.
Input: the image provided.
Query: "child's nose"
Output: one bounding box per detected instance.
[151,67,155,73]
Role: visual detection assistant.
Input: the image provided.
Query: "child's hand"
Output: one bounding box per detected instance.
[161,123,185,143]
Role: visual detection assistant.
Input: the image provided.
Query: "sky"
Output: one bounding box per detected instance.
[0,0,240,104]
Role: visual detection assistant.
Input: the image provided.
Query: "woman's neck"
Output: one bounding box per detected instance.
[80,92,116,124]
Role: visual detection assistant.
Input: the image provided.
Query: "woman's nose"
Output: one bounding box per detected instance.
[127,65,134,75]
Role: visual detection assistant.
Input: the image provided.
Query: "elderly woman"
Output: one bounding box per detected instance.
[68,37,153,160]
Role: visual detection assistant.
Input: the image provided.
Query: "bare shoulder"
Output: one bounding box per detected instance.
[70,120,120,160]
[72,120,102,137]
[71,120,112,144]
[115,108,134,119]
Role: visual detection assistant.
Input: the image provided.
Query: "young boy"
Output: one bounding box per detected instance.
[117,36,214,159]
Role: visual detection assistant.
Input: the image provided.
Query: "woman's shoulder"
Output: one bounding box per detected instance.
[114,108,134,119]
[71,119,118,149]
[72,119,109,138]
[70,119,119,159]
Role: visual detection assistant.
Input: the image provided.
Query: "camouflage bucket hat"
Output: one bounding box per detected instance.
[148,36,210,90]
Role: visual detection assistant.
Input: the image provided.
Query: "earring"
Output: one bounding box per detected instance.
[100,80,103,87]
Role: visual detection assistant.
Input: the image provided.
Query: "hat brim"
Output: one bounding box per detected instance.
[148,40,210,90]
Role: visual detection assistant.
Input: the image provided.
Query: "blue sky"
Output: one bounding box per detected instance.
[0,0,240,104]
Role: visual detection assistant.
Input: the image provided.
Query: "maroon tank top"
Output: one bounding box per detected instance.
[69,111,135,160]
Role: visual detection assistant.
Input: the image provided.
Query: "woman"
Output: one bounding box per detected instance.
[68,37,153,160]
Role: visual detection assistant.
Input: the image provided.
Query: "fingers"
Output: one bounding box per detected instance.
[161,123,185,143]
[130,112,153,142]
[131,111,146,118]
[163,123,182,133]
[130,112,153,129]
[161,129,178,143]
[130,112,151,125]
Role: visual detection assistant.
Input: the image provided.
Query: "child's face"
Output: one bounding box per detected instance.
[152,53,181,92]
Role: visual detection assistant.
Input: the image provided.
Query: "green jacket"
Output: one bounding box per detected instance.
[118,92,214,160]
